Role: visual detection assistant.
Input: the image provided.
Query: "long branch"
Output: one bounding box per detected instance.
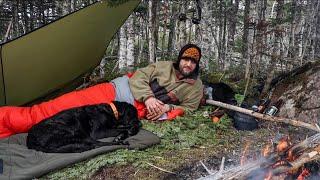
[206,100,320,132]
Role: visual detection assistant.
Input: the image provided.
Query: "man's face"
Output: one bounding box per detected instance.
[179,58,197,76]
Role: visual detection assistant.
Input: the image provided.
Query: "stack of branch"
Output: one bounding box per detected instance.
[198,133,320,180]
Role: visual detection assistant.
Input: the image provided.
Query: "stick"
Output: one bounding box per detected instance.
[219,157,225,172]
[206,100,320,132]
[146,162,176,175]
[200,161,213,175]
[271,147,320,176]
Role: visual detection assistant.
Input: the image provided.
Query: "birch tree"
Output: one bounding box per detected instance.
[118,23,127,70]
[148,0,157,63]
[200,0,213,71]
[126,14,135,71]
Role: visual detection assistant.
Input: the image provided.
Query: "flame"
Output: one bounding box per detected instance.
[236,135,317,179]
[276,138,289,153]
[297,168,311,180]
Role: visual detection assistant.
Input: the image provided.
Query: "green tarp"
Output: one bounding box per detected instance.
[0,129,160,180]
[0,0,140,106]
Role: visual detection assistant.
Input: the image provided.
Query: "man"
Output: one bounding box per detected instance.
[0,44,203,138]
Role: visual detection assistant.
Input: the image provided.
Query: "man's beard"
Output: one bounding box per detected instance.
[179,65,196,77]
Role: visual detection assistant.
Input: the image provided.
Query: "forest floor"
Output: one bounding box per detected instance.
[43,106,316,180]
[90,120,314,180]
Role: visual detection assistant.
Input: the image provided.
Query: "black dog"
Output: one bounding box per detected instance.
[27,101,141,153]
[203,82,237,105]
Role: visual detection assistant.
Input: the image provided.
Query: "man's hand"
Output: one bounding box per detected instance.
[146,104,171,121]
[144,97,164,115]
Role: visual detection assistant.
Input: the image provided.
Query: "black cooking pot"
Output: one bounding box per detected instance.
[232,112,258,131]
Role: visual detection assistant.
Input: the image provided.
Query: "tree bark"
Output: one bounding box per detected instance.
[226,0,239,68]
[261,0,284,98]
[126,14,135,70]
[255,0,267,71]
[200,0,214,71]
[137,15,145,63]
[161,0,169,59]
[178,1,187,48]
[148,0,158,63]
[241,0,251,70]
[118,23,127,70]
[167,2,177,58]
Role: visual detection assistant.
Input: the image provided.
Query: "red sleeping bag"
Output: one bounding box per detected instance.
[0,83,116,138]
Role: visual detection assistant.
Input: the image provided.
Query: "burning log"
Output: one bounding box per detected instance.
[206,99,320,132]
[198,133,320,180]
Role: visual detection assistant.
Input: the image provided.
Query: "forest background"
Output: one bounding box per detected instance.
[1,0,319,97]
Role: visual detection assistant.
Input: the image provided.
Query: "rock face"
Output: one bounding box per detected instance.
[270,61,320,124]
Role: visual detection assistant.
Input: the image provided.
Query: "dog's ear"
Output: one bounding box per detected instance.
[113,101,138,120]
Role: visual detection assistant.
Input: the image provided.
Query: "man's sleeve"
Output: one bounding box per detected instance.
[128,63,156,102]
[166,84,204,120]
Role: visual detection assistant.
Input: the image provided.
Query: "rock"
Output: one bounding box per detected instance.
[270,61,320,124]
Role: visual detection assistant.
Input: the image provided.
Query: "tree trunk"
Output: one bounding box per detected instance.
[167,2,177,58]
[255,0,267,72]
[288,0,297,60]
[261,0,284,98]
[137,16,145,63]
[221,0,227,70]
[200,0,213,71]
[161,0,169,59]
[227,0,239,68]
[227,0,239,50]
[126,14,135,70]
[118,23,127,70]
[242,0,251,76]
[148,0,157,63]
[178,1,187,48]
[300,0,319,63]
[315,2,320,59]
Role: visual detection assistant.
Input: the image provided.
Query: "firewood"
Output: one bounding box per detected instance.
[206,100,320,132]
[198,133,320,180]
[271,147,320,176]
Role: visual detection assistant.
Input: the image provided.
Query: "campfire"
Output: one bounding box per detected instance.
[202,99,320,179]
[198,133,320,180]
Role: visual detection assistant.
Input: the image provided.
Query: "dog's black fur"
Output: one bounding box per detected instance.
[27,101,141,153]
[203,82,237,105]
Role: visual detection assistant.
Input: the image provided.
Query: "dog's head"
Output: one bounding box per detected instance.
[112,101,142,135]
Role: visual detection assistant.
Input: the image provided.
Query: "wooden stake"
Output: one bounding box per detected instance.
[206,100,320,132]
